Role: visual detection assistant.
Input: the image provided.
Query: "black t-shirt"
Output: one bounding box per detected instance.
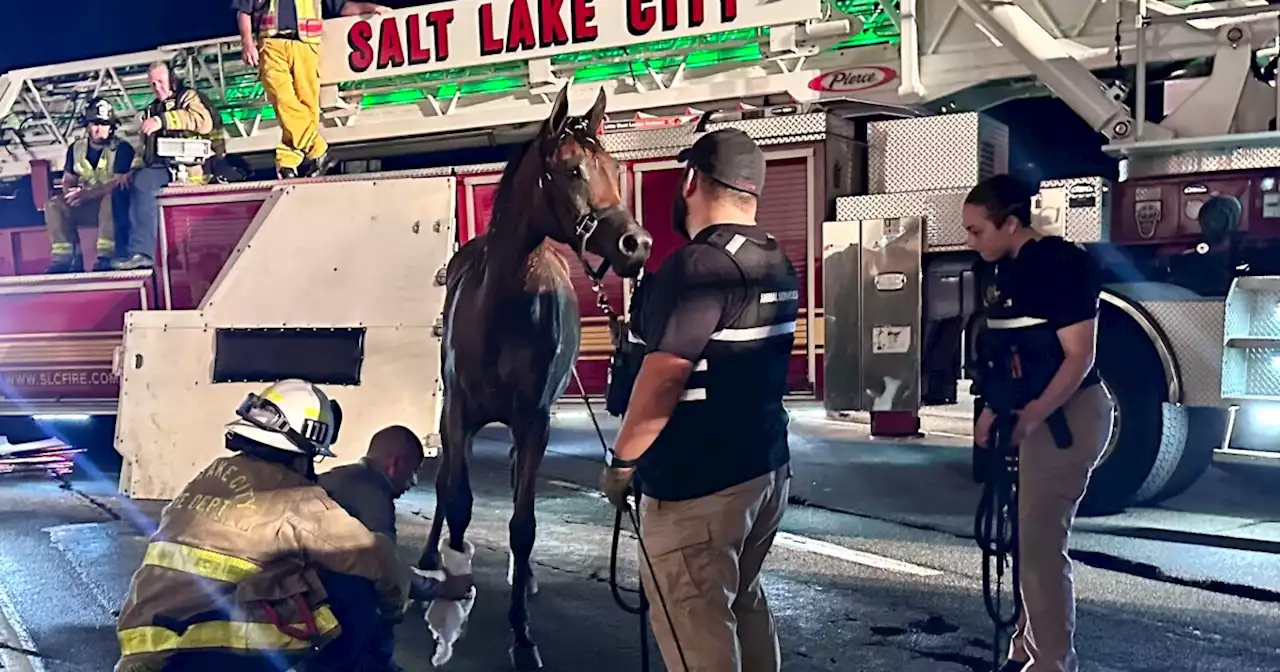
[992,235,1102,388]
[632,224,792,501]
[636,232,746,362]
[64,140,136,180]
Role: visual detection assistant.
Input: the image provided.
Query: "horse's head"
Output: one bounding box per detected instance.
[533,86,651,279]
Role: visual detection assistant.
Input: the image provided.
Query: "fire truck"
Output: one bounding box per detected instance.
[0,0,1272,508]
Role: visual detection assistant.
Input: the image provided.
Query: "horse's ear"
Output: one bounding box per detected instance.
[586,87,608,138]
[542,84,571,139]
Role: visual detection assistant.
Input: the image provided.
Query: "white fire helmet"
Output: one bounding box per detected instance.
[225,379,341,458]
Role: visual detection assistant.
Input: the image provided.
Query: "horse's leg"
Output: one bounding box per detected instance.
[421,399,479,668]
[419,395,477,587]
[508,411,550,671]
[418,407,451,571]
[507,449,538,596]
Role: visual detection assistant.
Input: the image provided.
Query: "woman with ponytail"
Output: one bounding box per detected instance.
[963,173,1114,672]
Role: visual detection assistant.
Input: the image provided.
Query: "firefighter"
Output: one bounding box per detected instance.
[600,129,795,672]
[963,174,1114,672]
[231,0,390,179]
[115,62,216,271]
[114,378,410,672]
[317,425,445,672]
[45,97,137,274]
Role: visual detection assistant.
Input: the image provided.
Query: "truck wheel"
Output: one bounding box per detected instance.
[1143,405,1221,505]
[1078,307,1188,516]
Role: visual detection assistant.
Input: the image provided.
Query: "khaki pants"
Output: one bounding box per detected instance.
[259,37,326,171]
[1010,384,1113,672]
[45,193,114,262]
[638,465,790,672]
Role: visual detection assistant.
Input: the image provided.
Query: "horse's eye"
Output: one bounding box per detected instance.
[571,166,585,179]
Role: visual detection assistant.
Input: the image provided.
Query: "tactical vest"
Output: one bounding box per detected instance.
[635,226,799,499]
[978,268,1076,449]
[259,0,324,43]
[72,138,120,188]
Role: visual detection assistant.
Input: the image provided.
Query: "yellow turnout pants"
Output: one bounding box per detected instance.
[259,38,327,171]
[45,193,114,261]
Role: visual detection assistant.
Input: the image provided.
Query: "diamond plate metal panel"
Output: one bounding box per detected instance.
[455,162,506,176]
[866,113,1009,194]
[1222,277,1280,399]
[835,189,970,252]
[1034,177,1112,243]
[1138,299,1225,407]
[1223,280,1280,339]
[1227,348,1280,398]
[1124,146,1280,180]
[602,113,842,155]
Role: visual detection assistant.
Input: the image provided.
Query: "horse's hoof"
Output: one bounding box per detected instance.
[509,643,543,671]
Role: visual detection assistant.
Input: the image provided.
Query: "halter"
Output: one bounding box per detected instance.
[541,120,624,317]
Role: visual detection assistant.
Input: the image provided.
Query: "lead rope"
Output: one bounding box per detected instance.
[974,408,1022,672]
[567,263,691,672]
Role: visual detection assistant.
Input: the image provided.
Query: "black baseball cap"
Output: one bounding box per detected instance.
[676,128,765,197]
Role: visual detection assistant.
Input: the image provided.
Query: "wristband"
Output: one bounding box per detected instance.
[604,449,637,469]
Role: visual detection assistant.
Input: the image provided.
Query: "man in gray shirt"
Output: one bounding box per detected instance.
[318,425,436,671]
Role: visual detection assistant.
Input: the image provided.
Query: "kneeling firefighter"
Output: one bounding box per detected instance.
[962,175,1114,672]
[114,379,410,672]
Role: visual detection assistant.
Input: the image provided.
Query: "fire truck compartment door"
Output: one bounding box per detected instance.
[115,177,456,501]
[822,216,924,413]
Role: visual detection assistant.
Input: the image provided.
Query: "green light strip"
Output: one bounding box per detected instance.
[207,4,897,125]
[1,2,899,132]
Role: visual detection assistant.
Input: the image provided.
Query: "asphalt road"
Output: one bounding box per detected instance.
[0,416,1277,671]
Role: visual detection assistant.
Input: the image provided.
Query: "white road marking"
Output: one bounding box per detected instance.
[544,479,945,578]
[0,576,44,672]
[774,532,943,577]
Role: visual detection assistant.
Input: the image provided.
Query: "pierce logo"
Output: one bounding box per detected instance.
[808,66,898,93]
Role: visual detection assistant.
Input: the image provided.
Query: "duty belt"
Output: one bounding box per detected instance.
[980,319,1074,450]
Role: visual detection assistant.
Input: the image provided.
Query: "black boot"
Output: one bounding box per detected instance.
[92,256,114,272]
[110,254,155,271]
[303,151,335,178]
[46,251,83,274]
[45,258,77,274]
[278,166,298,180]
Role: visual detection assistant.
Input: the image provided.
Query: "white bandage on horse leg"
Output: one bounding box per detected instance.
[508,550,539,595]
[439,539,474,576]
[426,587,477,667]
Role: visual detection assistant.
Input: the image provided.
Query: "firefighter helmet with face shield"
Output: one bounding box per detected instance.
[224,379,342,458]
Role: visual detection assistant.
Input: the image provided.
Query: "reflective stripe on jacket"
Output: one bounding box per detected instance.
[114,453,410,669]
[260,0,324,42]
[140,89,217,183]
[72,138,120,187]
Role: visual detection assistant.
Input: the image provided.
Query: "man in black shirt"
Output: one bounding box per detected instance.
[963,175,1114,672]
[317,425,435,672]
[600,129,796,672]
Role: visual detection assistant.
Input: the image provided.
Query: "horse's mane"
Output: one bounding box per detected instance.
[488,138,538,236]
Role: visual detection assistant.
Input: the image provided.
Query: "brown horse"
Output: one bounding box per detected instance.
[418,85,651,670]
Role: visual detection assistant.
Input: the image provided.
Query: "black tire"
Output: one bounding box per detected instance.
[1143,405,1221,505]
[1078,305,1188,516]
